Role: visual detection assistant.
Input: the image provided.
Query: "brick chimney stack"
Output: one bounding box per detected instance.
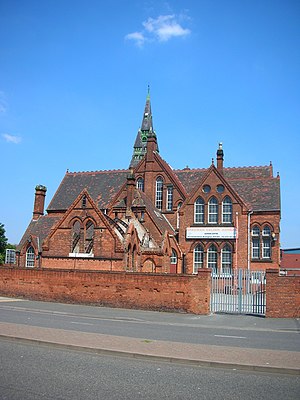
[33,185,47,220]
[217,142,224,173]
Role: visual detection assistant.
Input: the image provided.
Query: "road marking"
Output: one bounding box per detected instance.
[70,321,94,326]
[214,334,246,339]
[0,298,26,302]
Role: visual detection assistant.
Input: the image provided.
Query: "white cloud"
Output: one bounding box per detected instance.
[125,31,145,47]
[125,14,191,47]
[143,15,191,42]
[2,134,22,144]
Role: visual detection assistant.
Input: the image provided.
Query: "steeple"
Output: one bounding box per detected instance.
[130,87,159,168]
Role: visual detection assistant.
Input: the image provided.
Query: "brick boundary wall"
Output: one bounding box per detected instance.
[0,267,211,315]
[266,269,300,318]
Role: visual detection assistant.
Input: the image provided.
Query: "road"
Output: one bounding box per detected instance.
[0,298,299,352]
[1,338,299,400]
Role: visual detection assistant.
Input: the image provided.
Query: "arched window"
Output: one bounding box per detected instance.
[222,196,232,223]
[26,246,35,268]
[262,225,271,259]
[136,177,144,191]
[194,197,204,223]
[193,244,204,273]
[207,244,218,273]
[251,225,260,259]
[155,177,163,210]
[82,195,87,208]
[221,244,232,274]
[72,221,81,253]
[132,245,137,271]
[170,249,177,264]
[84,221,94,254]
[166,185,173,211]
[208,197,218,224]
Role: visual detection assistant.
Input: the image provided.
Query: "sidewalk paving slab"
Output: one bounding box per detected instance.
[0,322,299,375]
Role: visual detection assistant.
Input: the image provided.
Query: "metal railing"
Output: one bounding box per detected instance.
[211,269,266,315]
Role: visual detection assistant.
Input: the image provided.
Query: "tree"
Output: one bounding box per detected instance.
[0,223,8,264]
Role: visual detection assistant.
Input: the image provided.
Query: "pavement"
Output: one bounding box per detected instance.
[0,298,299,375]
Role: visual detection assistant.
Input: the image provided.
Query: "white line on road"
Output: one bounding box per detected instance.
[214,334,247,339]
[70,321,94,326]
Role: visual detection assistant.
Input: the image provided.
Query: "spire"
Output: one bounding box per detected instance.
[129,88,159,168]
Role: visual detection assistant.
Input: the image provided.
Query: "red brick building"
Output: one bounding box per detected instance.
[17,93,281,273]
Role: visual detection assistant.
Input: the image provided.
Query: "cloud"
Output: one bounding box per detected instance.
[125,31,145,48]
[2,134,22,144]
[125,14,191,47]
[143,15,191,42]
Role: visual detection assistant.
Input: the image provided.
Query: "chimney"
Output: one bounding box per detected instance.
[217,142,224,173]
[33,185,47,220]
[126,170,135,211]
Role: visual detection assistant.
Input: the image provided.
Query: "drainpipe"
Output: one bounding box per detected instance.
[247,211,253,271]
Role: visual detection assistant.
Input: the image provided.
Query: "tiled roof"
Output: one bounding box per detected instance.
[47,170,128,212]
[17,215,60,250]
[174,165,280,212]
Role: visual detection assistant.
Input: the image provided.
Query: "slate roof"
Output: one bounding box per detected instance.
[17,215,60,251]
[47,170,128,212]
[174,165,280,212]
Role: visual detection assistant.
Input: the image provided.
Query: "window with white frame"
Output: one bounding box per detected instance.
[166,185,173,211]
[221,244,232,274]
[262,225,271,259]
[26,246,35,268]
[208,197,218,224]
[170,249,177,264]
[155,177,163,210]
[194,197,204,223]
[222,196,232,223]
[207,244,217,273]
[136,177,144,191]
[193,244,204,273]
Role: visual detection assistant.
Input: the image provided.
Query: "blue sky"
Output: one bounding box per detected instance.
[0,0,299,248]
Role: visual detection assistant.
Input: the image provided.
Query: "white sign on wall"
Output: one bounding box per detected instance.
[186,227,236,239]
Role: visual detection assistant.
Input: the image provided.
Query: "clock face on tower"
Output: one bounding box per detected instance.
[141,132,147,142]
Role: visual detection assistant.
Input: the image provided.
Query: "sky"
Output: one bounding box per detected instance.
[0,0,299,248]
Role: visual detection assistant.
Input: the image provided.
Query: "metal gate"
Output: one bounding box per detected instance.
[211,269,266,315]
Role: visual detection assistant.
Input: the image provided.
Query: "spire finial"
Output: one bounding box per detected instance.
[147,84,150,99]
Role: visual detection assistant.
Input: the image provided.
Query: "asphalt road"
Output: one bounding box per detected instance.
[0,298,299,352]
[1,338,299,400]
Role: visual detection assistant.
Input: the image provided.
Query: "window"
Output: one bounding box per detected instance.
[221,244,232,274]
[170,249,177,264]
[262,225,271,259]
[26,246,35,268]
[222,196,232,223]
[5,249,16,264]
[207,244,218,273]
[155,177,163,210]
[203,184,211,193]
[193,244,204,273]
[208,197,218,223]
[217,184,224,193]
[136,177,144,191]
[166,185,173,211]
[82,195,87,208]
[194,197,204,223]
[72,221,81,253]
[84,221,94,253]
[252,237,260,259]
[251,225,261,259]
